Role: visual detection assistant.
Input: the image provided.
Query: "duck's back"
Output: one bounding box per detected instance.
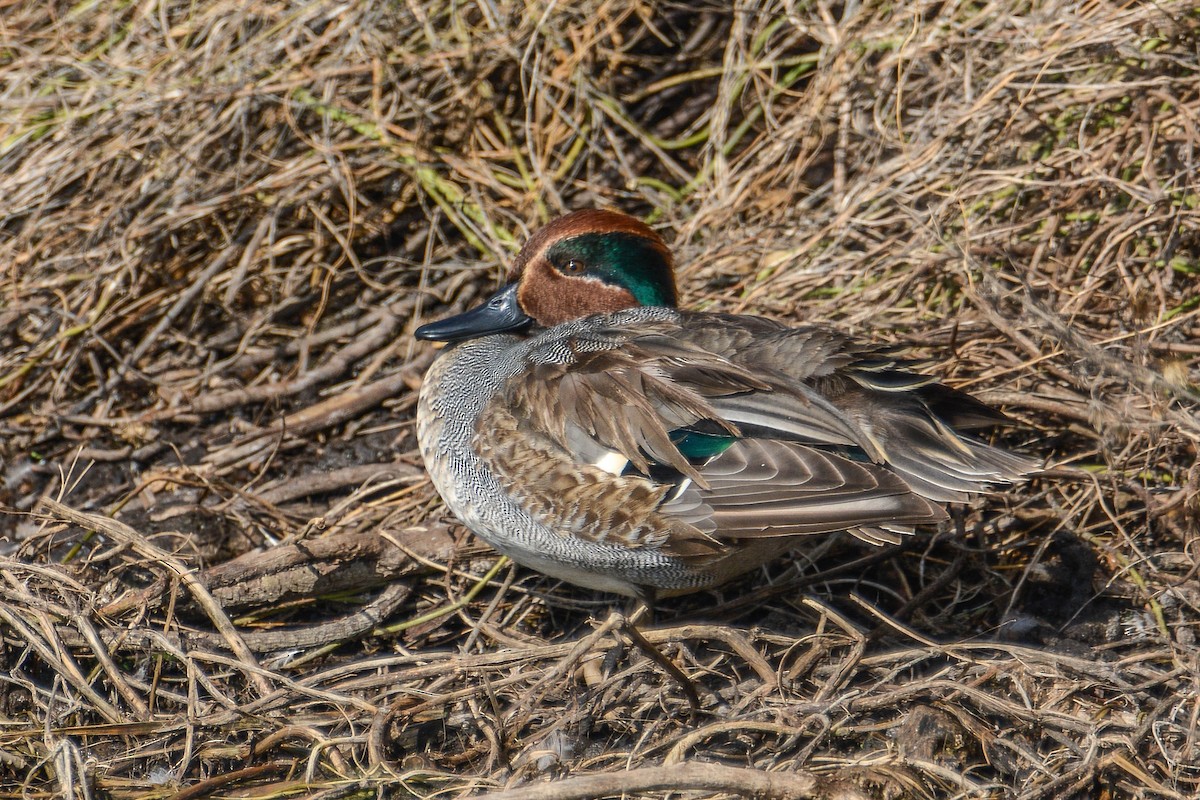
[416,308,1034,598]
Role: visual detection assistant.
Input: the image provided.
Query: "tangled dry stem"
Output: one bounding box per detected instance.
[1,1,1198,798]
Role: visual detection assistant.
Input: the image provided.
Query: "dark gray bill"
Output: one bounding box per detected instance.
[414,283,532,342]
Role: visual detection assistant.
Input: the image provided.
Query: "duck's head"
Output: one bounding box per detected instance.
[415,209,677,342]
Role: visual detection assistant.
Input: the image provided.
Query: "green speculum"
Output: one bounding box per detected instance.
[671,430,737,460]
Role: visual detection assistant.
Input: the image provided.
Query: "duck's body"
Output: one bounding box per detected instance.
[416,210,1036,599]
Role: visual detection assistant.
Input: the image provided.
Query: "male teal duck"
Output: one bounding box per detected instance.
[415,210,1036,600]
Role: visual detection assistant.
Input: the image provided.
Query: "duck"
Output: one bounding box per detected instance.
[415,209,1037,601]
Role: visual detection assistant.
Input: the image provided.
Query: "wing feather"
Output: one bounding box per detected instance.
[491,310,1035,563]
[664,439,947,540]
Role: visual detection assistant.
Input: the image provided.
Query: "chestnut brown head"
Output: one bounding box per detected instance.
[415,210,677,342]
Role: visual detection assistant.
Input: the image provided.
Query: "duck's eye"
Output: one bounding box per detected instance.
[562,259,586,275]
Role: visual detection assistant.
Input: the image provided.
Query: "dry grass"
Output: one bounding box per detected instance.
[1,1,1198,798]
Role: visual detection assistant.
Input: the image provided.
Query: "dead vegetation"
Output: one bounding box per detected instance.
[1,1,1198,798]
